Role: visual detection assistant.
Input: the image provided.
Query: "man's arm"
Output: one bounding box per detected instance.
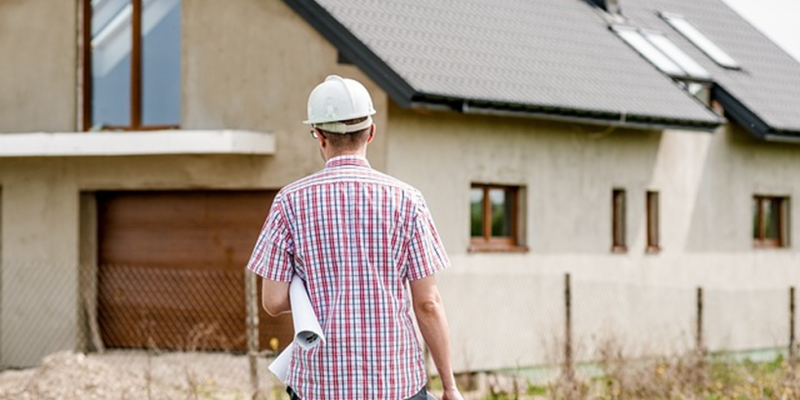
[410,275,463,400]
[261,279,291,317]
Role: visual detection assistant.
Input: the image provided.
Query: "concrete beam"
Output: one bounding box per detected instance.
[0,130,276,157]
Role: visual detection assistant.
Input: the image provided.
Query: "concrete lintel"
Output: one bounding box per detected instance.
[0,130,276,157]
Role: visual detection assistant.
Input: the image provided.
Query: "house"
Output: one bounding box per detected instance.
[1,0,799,371]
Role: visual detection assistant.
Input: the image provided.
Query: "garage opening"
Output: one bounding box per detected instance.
[96,191,292,352]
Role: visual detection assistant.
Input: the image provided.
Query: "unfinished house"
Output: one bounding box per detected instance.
[1,0,799,371]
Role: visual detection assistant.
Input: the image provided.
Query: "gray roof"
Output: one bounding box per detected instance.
[622,0,800,137]
[285,0,800,136]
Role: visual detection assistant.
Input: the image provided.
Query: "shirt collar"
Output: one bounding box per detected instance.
[325,155,371,169]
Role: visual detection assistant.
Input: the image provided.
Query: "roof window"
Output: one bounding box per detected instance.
[659,12,741,69]
[642,30,711,80]
[612,26,711,81]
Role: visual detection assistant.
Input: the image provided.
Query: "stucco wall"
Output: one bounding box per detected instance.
[386,105,800,370]
[0,0,77,133]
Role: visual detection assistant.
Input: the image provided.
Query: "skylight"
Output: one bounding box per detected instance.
[612,26,711,81]
[659,12,741,69]
[642,30,711,80]
[612,26,684,77]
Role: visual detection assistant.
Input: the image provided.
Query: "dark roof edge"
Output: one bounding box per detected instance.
[282,0,418,107]
[412,95,721,132]
[713,85,800,143]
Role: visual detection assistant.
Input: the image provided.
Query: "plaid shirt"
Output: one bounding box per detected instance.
[248,155,449,400]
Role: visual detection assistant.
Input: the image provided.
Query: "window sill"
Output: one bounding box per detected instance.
[0,130,276,157]
[468,244,529,254]
[753,242,788,249]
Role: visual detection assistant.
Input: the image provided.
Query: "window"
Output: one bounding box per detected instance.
[659,12,741,70]
[646,191,660,252]
[613,26,684,77]
[753,196,790,248]
[469,184,523,251]
[84,0,182,131]
[612,25,711,81]
[641,31,711,80]
[612,189,626,252]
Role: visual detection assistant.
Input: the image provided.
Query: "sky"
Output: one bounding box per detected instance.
[721,0,800,63]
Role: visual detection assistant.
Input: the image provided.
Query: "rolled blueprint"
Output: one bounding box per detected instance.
[288,276,325,350]
[268,276,326,383]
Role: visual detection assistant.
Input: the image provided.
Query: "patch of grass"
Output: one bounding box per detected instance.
[526,384,547,396]
[427,374,443,391]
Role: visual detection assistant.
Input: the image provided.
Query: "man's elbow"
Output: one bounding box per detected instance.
[262,298,285,317]
[414,296,442,317]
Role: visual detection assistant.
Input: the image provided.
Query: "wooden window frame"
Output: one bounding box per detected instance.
[753,195,790,249]
[469,184,526,253]
[646,190,660,253]
[612,188,627,253]
[82,0,180,132]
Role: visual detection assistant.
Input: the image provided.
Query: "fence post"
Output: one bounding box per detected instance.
[563,273,574,382]
[790,286,796,365]
[245,269,261,397]
[695,287,703,357]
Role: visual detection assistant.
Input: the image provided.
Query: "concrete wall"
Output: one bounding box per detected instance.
[182,0,389,179]
[385,105,800,371]
[0,0,390,367]
[0,0,78,133]
[0,161,81,368]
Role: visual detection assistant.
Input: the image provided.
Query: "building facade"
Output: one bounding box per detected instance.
[1,0,799,370]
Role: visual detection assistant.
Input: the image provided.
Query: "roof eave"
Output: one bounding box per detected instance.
[713,85,800,143]
[413,95,721,132]
[763,132,800,144]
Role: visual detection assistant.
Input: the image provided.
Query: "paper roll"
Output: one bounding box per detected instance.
[289,277,325,350]
[268,276,326,383]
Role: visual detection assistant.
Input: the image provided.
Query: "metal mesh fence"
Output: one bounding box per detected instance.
[0,262,797,399]
[0,262,283,400]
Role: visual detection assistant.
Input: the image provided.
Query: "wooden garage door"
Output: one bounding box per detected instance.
[97,191,293,352]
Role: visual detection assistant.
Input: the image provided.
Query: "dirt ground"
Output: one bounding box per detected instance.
[0,350,281,400]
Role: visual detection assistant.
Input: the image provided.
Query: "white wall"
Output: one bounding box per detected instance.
[387,105,800,370]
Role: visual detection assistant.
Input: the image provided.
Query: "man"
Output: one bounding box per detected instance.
[247,75,463,400]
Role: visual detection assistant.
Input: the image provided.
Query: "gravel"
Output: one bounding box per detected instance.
[0,351,281,400]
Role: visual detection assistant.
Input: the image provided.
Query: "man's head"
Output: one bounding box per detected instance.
[303,75,377,159]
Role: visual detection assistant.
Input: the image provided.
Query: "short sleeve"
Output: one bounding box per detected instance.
[247,195,295,282]
[405,192,450,281]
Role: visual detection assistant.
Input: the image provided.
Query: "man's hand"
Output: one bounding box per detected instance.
[409,276,462,398]
[442,388,464,400]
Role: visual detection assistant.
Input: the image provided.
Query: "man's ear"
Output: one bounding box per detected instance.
[367,124,376,143]
[316,129,327,148]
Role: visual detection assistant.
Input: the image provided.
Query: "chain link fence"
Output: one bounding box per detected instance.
[0,262,797,399]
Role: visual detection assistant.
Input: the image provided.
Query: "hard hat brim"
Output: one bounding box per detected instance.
[303,109,376,125]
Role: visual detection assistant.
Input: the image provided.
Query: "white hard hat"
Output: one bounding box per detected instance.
[303,75,376,134]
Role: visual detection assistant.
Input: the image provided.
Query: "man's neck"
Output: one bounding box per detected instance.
[324,148,367,161]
